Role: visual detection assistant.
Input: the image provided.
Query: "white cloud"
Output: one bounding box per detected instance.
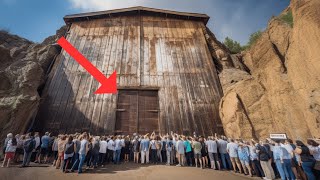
[68,0,149,11]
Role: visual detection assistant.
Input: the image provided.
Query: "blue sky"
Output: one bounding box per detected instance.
[0,0,290,45]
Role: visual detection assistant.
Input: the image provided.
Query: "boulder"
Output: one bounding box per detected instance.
[0,27,66,150]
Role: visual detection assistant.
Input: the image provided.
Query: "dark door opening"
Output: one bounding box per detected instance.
[115,90,159,135]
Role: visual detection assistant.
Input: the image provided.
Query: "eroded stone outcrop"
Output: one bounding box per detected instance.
[217,0,320,140]
[0,26,67,146]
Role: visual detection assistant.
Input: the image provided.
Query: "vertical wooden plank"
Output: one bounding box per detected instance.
[46,22,81,132]
[100,17,117,134]
[68,20,95,133]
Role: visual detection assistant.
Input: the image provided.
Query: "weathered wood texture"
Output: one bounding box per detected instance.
[34,15,224,136]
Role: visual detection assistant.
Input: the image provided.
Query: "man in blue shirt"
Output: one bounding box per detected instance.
[274,140,296,180]
[38,132,50,164]
[140,135,150,164]
[183,137,193,167]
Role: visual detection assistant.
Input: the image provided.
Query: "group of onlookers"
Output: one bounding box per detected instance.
[1,131,320,180]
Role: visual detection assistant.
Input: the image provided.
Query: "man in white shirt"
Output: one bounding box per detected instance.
[227,139,242,173]
[107,136,115,163]
[99,137,108,167]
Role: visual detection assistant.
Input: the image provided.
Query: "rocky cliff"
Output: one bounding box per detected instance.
[0,27,66,145]
[215,0,320,140]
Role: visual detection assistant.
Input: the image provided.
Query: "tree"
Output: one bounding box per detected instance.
[223,37,244,54]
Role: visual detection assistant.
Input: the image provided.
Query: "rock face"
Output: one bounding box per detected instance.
[0,27,66,146]
[217,0,320,140]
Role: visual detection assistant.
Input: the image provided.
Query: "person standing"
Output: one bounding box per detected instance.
[62,135,75,173]
[166,136,174,165]
[249,140,264,178]
[14,134,24,163]
[78,134,88,174]
[161,136,167,163]
[107,136,115,164]
[217,136,231,170]
[176,137,185,167]
[70,135,81,171]
[192,138,203,168]
[99,136,107,167]
[156,136,163,163]
[123,136,130,163]
[295,140,316,180]
[1,133,17,168]
[280,140,296,180]
[183,137,193,167]
[257,140,275,180]
[199,137,208,168]
[140,135,150,164]
[38,132,50,164]
[20,133,35,167]
[33,132,40,162]
[132,136,140,163]
[227,139,242,173]
[206,136,220,170]
[238,143,252,176]
[307,139,320,179]
[56,135,66,169]
[114,135,122,164]
[91,137,100,168]
[2,134,10,159]
[150,136,158,164]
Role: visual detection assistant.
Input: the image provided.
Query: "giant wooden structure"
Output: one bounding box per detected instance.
[34,7,224,135]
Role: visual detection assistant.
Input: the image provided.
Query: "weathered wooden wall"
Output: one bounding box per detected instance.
[34,15,224,136]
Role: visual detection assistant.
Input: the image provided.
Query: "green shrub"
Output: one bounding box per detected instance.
[247,30,263,48]
[279,10,293,27]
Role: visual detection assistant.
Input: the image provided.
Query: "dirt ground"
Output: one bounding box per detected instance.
[0,163,256,180]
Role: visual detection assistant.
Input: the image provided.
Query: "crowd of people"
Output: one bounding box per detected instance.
[1,131,320,180]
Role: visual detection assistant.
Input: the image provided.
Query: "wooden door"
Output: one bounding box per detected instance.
[115,90,138,134]
[115,90,159,135]
[138,91,159,134]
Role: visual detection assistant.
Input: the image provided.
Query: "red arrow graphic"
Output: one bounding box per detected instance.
[57,37,117,94]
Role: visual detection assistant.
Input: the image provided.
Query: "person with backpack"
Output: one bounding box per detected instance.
[62,135,75,173]
[257,140,275,179]
[1,133,17,168]
[21,133,35,167]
